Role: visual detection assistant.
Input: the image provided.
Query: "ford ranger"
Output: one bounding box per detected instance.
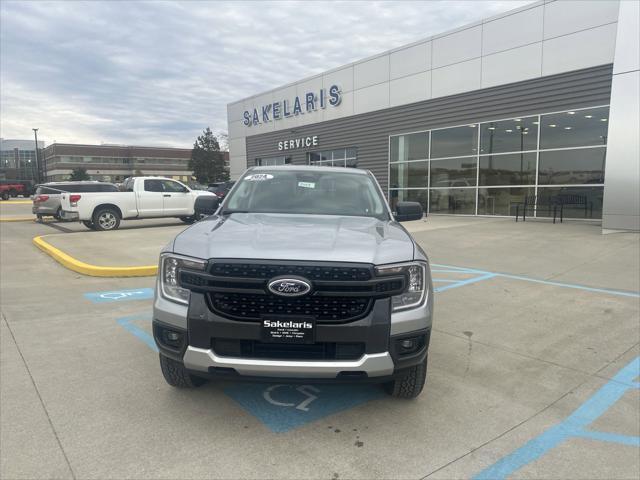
[153,166,433,398]
[59,176,215,230]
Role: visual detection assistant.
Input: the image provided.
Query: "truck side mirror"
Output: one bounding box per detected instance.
[194,195,221,219]
[394,201,424,222]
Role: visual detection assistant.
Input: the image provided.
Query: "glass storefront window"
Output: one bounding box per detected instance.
[390,161,428,189]
[538,147,606,185]
[387,105,609,218]
[389,189,428,213]
[540,107,609,149]
[255,156,291,166]
[430,157,477,188]
[308,148,357,167]
[430,125,478,159]
[390,132,428,162]
[480,116,538,154]
[479,153,537,186]
[429,188,475,214]
[478,187,534,216]
[536,186,603,219]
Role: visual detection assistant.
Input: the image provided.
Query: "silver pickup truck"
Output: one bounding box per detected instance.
[153,166,434,398]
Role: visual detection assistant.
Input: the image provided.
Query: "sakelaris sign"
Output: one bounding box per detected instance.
[243,85,341,127]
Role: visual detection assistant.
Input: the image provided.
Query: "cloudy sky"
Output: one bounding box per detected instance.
[1,0,532,148]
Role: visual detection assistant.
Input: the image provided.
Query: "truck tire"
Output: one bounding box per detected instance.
[159,354,207,388]
[82,220,96,230]
[92,207,121,231]
[383,356,428,399]
[9,189,17,198]
[1,192,8,201]
[179,216,196,224]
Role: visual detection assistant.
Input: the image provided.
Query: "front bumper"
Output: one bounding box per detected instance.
[153,284,433,380]
[183,347,395,378]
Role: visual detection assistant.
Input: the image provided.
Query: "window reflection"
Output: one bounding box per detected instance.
[390,133,428,162]
[429,188,475,214]
[255,156,291,166]
[536,186,603,219]
[430,157,477,187]
[307,148,358,167]
[478,187,534,215]
[540,107,609,149]
[390,161,428,189]
[389,188,428,212]
[387,106,609,219]
[538,148,606,185]
[479,153,536,186]
[431,125,478,159]
[480,117,538,154]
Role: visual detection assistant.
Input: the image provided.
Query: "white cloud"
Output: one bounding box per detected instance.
[0,0,532,147]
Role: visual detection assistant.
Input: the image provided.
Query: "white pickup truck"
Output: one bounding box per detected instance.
[60,177,216,230]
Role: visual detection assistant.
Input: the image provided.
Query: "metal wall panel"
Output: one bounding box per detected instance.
[602,0,640,231]
[245,65,613,192]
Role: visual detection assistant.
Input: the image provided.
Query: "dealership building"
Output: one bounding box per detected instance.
[227,0,639,231]
[42,143,228,183]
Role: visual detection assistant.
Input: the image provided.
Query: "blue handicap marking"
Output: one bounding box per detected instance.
[116,313,157,352]
[114,313,384,432]
[224,382,385,433]
[85,287,154,303]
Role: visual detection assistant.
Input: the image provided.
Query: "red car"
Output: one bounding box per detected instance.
[0,182,28,201]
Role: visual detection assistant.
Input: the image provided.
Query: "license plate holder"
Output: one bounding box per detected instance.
[261,317,316,344]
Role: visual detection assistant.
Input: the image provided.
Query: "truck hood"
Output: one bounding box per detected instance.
[172,213,415,265]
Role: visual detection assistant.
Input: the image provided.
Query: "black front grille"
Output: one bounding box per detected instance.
[210,262,372,281]
[209,292,371,323]
[179,260,406,324]
[213,338,365,360]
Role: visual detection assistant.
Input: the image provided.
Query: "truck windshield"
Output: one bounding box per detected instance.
[224,169,389,220]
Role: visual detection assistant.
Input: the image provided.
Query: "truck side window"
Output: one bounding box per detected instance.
[161,180,188,193]
[144,179,163,192]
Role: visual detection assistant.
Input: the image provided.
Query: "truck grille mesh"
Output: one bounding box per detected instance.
[209,292,371,323]
[210,262,372,281]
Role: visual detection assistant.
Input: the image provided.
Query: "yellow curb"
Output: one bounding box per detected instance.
[1,200,32,204]
[0,216,35,222]
[33,235,158,277]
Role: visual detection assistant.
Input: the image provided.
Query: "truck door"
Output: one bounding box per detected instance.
[160,180,192,216]
[138,179,164,217]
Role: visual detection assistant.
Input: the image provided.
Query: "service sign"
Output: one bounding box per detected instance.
[278,136,318,151]
[243,85,341,127]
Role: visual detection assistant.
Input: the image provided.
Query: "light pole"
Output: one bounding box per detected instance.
[32,128,41,183]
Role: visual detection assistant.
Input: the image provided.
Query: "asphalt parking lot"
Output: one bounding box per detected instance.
[1,202,639,480]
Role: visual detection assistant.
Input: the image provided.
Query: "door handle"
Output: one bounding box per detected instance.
[163,194,171,197]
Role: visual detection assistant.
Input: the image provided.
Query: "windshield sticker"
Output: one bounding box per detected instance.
[298,182,315,189]
[245,174,274,181]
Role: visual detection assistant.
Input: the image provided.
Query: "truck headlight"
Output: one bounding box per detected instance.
[159,254,206,305]
[376,262,427,312]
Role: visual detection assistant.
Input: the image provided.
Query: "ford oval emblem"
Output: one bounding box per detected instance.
[267,277,312,297]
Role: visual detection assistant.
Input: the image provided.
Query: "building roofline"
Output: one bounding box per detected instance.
[44,142,193,151]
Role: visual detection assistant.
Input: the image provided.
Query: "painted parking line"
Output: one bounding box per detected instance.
[84,288,154,303]
[474,356,640,479]
[110,265,639,435]
[432,263,640,298]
